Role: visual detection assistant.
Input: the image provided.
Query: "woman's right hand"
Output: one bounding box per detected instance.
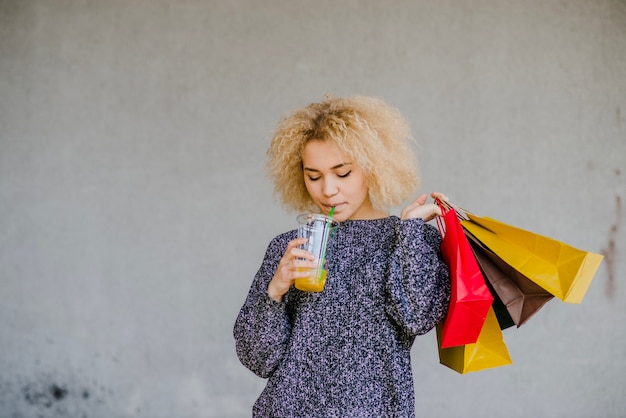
[267,238,317,302]
[400,192,448,222]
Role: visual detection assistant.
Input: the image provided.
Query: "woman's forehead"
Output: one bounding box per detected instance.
[302,141,350,168]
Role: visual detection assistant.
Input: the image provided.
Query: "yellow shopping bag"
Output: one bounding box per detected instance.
[465,231,554,328]
[461,213,603,304]
[437,307,512,374]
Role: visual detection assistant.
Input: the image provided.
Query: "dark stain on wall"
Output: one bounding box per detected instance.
[1,373,112,418]
[23,383,68,408]
[601,194,622,298]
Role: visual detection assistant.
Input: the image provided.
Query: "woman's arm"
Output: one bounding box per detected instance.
[233,234,294,378]
[385,219,451,336]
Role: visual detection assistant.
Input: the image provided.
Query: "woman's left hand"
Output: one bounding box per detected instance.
[400,192,448,221]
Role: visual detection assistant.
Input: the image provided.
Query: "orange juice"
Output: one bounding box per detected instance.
[294,267,327,292]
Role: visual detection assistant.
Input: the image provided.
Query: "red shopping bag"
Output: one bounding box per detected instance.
[437,202,494,348]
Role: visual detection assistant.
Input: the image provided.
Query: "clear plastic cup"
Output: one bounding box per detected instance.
[295,213,339,292]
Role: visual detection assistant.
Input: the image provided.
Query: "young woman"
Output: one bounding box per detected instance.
[234,95,451,417]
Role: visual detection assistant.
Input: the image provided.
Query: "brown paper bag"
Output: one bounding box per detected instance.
[466,231,554,328]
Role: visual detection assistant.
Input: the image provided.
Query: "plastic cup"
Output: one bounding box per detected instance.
[295,213,339,292]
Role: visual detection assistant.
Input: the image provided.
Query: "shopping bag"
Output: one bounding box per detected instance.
[437,306,513,374]
[466,231,554,328]
[437,205,493,348]
[488,288,516,330]
[462,213,603,304]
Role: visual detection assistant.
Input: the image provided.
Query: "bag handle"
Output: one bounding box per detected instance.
[434,198,473,238]
[435,198,471,221]
[435,199,448,237]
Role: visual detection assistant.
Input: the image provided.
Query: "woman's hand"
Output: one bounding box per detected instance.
[267,238,317,302]
[400,192,449,222]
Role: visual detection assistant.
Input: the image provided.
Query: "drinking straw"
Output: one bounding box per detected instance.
[318,206,335,276]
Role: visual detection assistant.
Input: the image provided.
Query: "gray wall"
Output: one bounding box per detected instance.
[1,1,625,417]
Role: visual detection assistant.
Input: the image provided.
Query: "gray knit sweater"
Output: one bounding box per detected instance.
[234,217,450,417]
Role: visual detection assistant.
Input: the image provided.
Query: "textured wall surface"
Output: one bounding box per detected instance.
[0,0,625,417]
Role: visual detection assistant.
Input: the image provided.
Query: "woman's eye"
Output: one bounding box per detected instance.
[338,171,351,178]
[308,176,321,181]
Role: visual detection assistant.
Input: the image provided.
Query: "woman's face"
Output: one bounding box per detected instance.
[302,140,385,222]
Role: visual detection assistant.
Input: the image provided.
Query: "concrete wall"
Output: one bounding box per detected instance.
[1,0,625,416]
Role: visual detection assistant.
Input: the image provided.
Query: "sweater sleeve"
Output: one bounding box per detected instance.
[385,218,451,337]
[233,234,293,378]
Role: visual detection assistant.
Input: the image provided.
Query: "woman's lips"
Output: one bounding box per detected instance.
[324,202,344,212]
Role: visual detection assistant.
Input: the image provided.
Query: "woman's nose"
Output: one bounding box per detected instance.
[322,178,339,197]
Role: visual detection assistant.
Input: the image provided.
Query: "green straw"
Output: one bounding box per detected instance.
[318,206,335,279]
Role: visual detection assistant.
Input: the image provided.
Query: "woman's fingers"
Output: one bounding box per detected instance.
[278,238,316,277]
[401,192,449,220]
[401,194,427,219]
[415,194,428,205]
[268,238,318,301]
[430,191,449,202]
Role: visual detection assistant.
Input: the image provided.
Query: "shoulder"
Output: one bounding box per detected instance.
[265,229,297,254]
[423,222,442,244]
[394,216,442,247]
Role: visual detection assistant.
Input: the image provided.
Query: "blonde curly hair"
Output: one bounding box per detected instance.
[267,95,421,213]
